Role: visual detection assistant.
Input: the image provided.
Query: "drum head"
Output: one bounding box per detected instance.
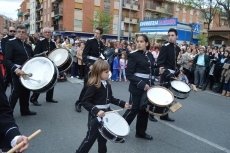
[48,48,69,67]
[20,57,55,90]
[103,113,130,137]
[147,86,174,106]
[171,80,190,92]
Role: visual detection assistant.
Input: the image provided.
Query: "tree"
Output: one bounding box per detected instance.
[89,10,113,34]
[197,34,208,46]
[180,0,219,30]
[216,0,230,27]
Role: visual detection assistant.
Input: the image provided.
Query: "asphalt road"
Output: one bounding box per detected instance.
[6,77,230,153]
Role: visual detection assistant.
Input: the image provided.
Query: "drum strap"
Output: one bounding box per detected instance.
[88,56,99,61]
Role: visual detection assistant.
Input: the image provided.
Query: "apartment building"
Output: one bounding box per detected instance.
[0,15,15,33]
[17,0,30,33]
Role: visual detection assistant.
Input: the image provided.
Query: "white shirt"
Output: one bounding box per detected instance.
[119,59,127,69]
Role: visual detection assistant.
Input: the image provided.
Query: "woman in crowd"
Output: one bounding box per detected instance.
[220,50,230,96]
[104,41,115,72]
[70,41,80,78]
[55,37,62,48]
[76,41,86,80]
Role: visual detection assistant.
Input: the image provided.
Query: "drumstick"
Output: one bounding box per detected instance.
[7,129,41,153]
[105,109,123,114]
[21,73,33,77]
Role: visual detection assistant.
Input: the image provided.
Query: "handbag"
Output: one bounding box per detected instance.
[223,63,230,69]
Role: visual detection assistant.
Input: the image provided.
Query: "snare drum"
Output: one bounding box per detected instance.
[147,86,174,116]
[20,57,58,93]
[48,48,73,73]
[99,113,130,143]
[169,80,191,99]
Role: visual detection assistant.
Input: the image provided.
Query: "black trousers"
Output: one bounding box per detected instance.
[4,69,12,91]
[9,73,30,113]
[30,87,54,101]
[75,66,89,106]
[78,65,86,79]
[123,93,149,136]
[77,115,107,153]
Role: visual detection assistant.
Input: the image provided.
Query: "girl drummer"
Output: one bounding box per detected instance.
[122,34,164,140]
[76,60,131,153]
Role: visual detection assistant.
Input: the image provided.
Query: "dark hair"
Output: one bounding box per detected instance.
[108,41,114,48]
[224,50,230,58]
[16,25,26,30]
[136,34,150,50]
[168,28,178,36]
[95,27,103,35]
[28,36,35,44]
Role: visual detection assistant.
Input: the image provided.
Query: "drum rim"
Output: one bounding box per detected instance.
[58,56,73,72]
[102,113,130,136]
[170,80,191,93]
[20,57,55,90]
[147,86,174,107]
[48,48,70,67]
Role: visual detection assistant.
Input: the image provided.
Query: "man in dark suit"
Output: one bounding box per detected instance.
[75,27,105,112]
[0,45,29,153]
[4,25,36,116]
[1,27,16,91]
[30,27,58,106]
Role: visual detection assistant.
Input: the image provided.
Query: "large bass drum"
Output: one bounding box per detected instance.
[48,48,73,73]
[20,57,58,93]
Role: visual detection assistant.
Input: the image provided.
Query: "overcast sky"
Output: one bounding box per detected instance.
[0,0,22,20]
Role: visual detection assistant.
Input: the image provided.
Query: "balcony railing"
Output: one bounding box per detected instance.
[36,16,41,21]
[53,24,63,31]
[54,8,63,16]
[145,3,158,10]
[24,19,30,26]
[36,4,41,10]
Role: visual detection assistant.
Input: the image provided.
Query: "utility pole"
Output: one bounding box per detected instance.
[117,0,123,41]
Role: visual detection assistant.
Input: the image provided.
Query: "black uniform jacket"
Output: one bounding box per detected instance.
[0,72,21,150]
[126,50,160,95]
[34,38,56,55]
[1,35,14,56]
[5,37,34,72]
[82,38,105,68]
[157,42,180,70]
[81,82,126,116]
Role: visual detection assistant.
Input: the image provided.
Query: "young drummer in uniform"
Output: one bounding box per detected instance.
[122,34,164,140]
[76,60,131,153]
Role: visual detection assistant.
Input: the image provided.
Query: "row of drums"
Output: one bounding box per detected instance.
[98,81,191,143]
[20,48,73,93]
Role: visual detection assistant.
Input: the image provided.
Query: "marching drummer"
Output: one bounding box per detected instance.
[76,60,131,153]
[122,34,164,141]
[4,25,36,116]
[30,27,58,106]
[151,28,181,122]
[75,27,106,112]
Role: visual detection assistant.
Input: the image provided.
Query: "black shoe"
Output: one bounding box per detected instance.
[160,116,175,122]
[21,111,37,116]
[30,100,42,106]
[46,99,58,103]
[149,115,157,122]
[75,104,81,112]
[135,134,153,140]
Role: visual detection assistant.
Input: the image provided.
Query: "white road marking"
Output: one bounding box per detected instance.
[159,120,230,153]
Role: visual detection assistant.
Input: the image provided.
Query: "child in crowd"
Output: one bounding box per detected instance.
[177,70,189,84]
[111,53,119,81]
[76,60,131,153]
[119,53,127,81]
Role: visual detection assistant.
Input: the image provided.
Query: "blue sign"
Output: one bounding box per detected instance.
[193,23,200,34]
[140,18,178,27]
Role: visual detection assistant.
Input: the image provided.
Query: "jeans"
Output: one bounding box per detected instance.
[71,62,78,77]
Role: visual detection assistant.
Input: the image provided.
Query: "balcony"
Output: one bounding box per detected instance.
[24,11,30,16]
[123,3,139,11]
[122,31,136,37]
[17,12,23,17]
[122,16,138,24]
[75,0,83,3]
[53,24,63,31]
[36,4,42,11]
[36,16,41,22]
[145,3,173,16]
[52,0,63,3]
[53,8,63,16]
[24,19,30,26]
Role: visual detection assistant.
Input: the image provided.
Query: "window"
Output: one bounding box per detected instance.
[74,19,82,27]
[196,11,200,16]
[113,24,117,31]
[176,6,180,12]
[182,19,186,23]
[190,9,193,15]
[183,8,186,13]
